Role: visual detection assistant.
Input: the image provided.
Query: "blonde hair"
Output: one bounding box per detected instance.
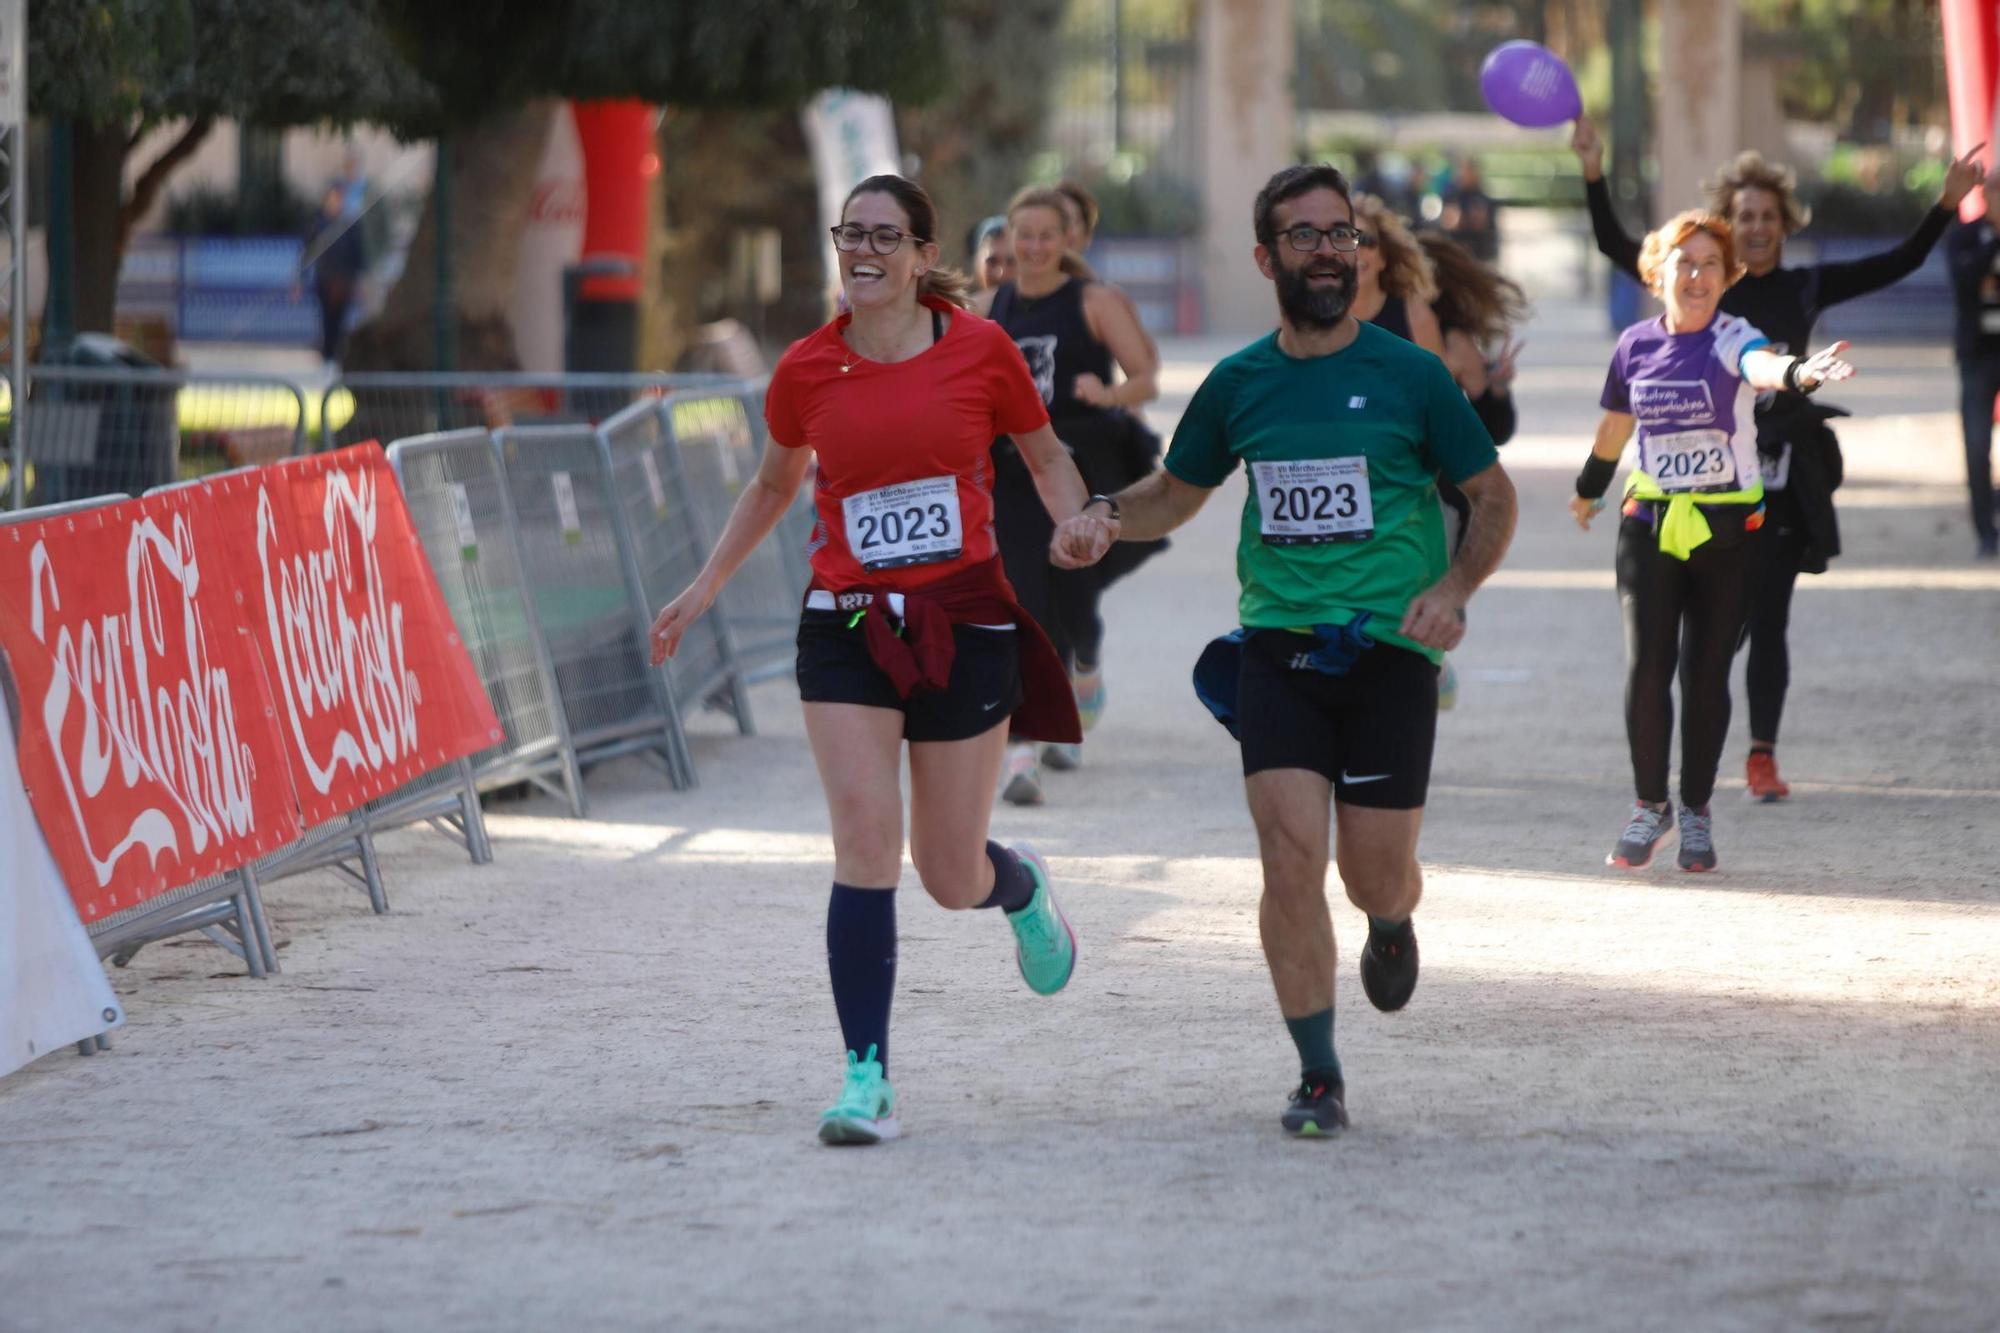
[1354,194,1435,304]
[1006,186,1096,280]
[1637,209,1744,296]
[1704,152,1811,235]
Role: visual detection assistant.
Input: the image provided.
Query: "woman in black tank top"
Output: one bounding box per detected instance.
[980,185,1163,805]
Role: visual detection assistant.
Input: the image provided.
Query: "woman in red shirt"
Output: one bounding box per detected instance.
[649,175,1119,1146]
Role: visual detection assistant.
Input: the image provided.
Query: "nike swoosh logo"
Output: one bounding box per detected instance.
[982,700,1002,711]
[1341,771,1392,784]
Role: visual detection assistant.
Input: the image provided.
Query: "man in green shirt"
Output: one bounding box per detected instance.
[1070,164,1517,1136]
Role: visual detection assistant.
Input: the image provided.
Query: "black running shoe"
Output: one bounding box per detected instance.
[1281,1076,1349,1137]
[1360,923,1419,1012]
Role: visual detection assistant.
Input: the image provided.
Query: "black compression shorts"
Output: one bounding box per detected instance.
[795,610,1021,743]
[1236,631,1439,809]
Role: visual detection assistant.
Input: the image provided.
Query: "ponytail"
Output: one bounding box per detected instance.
[918,267,975,310]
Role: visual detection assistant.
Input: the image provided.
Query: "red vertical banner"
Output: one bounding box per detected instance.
[209,443,504,827]
[572,99,655,301]
[1942,0,2000,221]
[0,493,303,921]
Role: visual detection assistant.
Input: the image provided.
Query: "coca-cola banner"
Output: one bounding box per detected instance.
[0,491,302,921]
[215,443,502,826]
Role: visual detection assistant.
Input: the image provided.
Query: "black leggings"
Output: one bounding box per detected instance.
[992,449,1105,671]
[1615,509,1759,809]
[1742,493,1807,745]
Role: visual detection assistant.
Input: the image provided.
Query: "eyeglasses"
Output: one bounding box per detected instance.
[831,224,919,255]
[1280,224,1366,254]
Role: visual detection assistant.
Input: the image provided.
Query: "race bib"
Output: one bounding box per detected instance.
[1759,442,1791,490]
[1252,457,1373,545]
[842,475,964,572]
[1645,429,1737,492]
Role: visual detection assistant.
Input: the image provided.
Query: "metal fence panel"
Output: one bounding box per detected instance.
[7,368,304,509]
[321,372,745,453]
[495,423,690,786]
[668,386,809,678]
[597,400,753,746]
[387,429,586,816]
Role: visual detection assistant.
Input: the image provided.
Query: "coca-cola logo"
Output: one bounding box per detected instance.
[528,179,586,228]
[26,511,261,889]
[256,466,422,797]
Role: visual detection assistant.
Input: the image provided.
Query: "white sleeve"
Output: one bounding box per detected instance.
[1712,315,1771,379]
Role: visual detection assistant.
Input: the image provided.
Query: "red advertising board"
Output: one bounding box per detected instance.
[211,443,503,825]
[0,491,303,921]
[0,444,503,922]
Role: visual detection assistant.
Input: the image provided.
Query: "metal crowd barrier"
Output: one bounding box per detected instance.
[320,371,745,453]
[496,423,693,788]
[387,429,588,817]
[6,367,307,510]
[597,400,755,743]
[0,492,274,979]
[665,386,811,679]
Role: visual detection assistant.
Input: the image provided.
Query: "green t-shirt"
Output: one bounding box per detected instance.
[1165,324,1498,663]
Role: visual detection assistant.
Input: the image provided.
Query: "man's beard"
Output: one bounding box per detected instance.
[1274,257,1356,329]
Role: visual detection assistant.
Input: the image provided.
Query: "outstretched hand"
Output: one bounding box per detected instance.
[1049,511,1119,569]
[1796,340,1856,391]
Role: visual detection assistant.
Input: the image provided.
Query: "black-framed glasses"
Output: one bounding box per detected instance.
[1280,224,1365,254]
[831,224,919,255]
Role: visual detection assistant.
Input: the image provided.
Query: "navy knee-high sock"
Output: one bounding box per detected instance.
[827,884,897,1073]
[977,841,1036,914]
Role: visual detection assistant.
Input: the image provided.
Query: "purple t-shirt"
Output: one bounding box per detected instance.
[1600,313,1769,494]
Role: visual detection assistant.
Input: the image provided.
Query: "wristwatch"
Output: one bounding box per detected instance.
[1083,493,1121,521]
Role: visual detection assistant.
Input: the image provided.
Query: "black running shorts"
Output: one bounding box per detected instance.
[795,610,1021,743]
[1236,630,1439,809]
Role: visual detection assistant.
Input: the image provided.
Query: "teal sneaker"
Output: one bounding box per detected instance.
[1007,845,1077,996]
[818,1045,898,1146]
[1073,670,1105,732]
[1437,656,1458,712]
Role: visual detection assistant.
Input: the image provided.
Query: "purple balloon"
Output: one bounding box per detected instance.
[1480,40,1582,129]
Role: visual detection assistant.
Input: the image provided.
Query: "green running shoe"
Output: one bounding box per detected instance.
[818,1045,898,1146]
[1007,845,1077,996]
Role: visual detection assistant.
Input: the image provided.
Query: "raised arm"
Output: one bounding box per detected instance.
[1814,143,1984,307]
[1572,116,1644,282]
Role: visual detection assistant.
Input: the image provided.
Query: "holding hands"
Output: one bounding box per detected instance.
[1049,506,1120,569]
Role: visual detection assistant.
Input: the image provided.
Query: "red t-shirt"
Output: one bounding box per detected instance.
[765,296,1050,591]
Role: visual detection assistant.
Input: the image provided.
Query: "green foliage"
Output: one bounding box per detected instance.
[1741,0,1945,142]
[34,1,946,136]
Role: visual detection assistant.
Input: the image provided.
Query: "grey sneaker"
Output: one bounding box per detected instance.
[1041,742,1082,772]
[1677,805,1717,872]
[1608,801,1675,869]
[1001,744,1043,807]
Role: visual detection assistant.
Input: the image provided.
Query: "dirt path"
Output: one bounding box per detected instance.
[5,306,1997,1331]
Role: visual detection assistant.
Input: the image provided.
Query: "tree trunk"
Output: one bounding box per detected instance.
[68,121,131,337]
[345,100,561,371]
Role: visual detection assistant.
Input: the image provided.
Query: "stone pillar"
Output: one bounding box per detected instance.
[1654,0,1742,227]
[1197,0,1295,336]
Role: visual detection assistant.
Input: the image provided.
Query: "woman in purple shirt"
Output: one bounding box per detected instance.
[1569,211,1854,874]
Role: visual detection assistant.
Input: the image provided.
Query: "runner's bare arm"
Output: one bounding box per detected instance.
[1569,411,1634,529]
[1402,461,1517,652]
[1016,422,1120,568]
[1407,300,1448,361]
[1075,284,1160,409]
[649,439,813,663]
[1108,468,1210,543]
